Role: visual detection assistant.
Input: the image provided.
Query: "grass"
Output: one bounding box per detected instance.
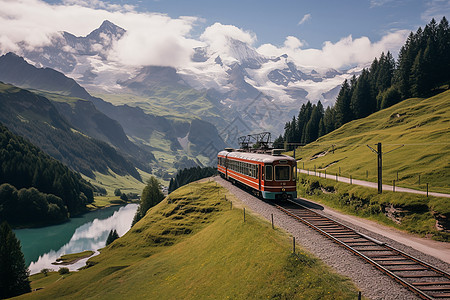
[87,196,125,209]
[54,251,95,265]
[290,90,450,194]
[29,272,73,291]
[18,181,360,299]
[82,168,153,196]
[92,87,224,124]
[297,173,449,242]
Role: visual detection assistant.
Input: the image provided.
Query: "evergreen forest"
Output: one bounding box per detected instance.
[168,166,217,194]
[276,17,450,149]
[0,123,94,226]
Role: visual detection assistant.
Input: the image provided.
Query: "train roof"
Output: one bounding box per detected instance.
[218,150,295,163]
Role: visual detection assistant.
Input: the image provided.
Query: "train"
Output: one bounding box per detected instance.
[218,148,297,200]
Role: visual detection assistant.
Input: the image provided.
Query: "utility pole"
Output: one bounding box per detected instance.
[293,147,297,180]
[367,143,404,194]
[377,142,382,194]
[367,143,383,194]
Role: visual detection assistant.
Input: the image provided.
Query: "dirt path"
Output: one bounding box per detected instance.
[295,196,450,265]
[298,169,450,198]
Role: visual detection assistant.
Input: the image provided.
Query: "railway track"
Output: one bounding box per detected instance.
[276,200,450,299]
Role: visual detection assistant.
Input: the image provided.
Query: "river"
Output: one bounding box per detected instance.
[14,203,138,275]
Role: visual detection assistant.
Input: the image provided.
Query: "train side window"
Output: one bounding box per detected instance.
[265,165,273,181]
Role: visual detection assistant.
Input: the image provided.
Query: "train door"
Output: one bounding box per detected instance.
[258,164,261,191]
[225,157,228,179]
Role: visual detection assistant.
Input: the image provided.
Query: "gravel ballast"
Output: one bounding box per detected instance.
[214,176,450,300]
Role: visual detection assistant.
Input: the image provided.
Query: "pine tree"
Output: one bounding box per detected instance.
[114,188,122,196]
[0,222,31,298]
[323,106,335,134]
[437,17,450,87]
[350,69,373,119]
[106,229,119,246]
[410,49,425,97]
[132,176,165,226]
[334,79,352,127]
[168,178,174,194]
[273,135,285,149]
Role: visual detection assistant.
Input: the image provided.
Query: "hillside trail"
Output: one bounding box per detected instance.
[298,169,450,198]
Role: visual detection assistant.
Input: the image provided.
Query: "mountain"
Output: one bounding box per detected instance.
[0,122,94,226]
[118,66,188,92]
[89,96,227,170]
[0,53,155,172]
[0,82,141,180]
[0,53,90,99]
[21,20,125,75]
[226,37,268,69]
[0,52,227,173]
[11,20,357,139]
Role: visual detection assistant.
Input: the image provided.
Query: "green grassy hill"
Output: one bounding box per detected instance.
[292,90,450,194]
[19,181,359,299]
[0,83,141,180]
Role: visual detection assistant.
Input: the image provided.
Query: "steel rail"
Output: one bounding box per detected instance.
[275,199,450,299]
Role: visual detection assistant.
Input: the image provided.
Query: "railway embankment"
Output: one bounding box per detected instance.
[296,173,449,242]
[215,176,450,299]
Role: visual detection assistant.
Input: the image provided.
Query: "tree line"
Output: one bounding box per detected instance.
[168,166,217,194]
[0,123,94,226]
[275,17,449,150]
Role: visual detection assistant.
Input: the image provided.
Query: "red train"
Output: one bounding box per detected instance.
[218,148,297,200]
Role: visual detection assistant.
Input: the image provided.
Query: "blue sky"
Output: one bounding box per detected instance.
[97,0,444,48]
[1,0,448,70]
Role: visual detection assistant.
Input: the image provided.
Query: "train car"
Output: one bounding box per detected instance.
[218,148,297,200]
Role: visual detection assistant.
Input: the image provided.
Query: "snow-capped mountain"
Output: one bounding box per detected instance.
[10,20,357,137]
[20,20,129,87]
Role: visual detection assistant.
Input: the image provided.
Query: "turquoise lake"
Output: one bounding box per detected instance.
[14,203,138,274]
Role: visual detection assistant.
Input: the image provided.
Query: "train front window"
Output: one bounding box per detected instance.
[265,165,272,181]
[275,165,290,181]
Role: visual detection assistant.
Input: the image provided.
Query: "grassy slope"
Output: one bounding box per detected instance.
[291,90,450,193]
[92,89,223,123]
[82,168,153,196]
[18,181,358,299]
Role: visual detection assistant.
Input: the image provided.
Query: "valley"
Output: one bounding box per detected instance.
[0,3,449,299]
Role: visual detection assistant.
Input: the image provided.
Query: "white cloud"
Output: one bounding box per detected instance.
[284,36,304,49]
[198,22,258,64]
[297,13,311,25]
[369,0,395,8]
[200,22,256,51]
[0,0,412,74]
[0,0,199,68]
[421,0,450,22]
[258,30,409,70]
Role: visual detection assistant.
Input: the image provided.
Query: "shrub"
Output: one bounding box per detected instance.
[58,267,69,275]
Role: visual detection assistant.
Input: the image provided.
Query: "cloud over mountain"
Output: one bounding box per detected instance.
[258,30,409,70]
[0,0,199,68]
[0,0,410,71]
